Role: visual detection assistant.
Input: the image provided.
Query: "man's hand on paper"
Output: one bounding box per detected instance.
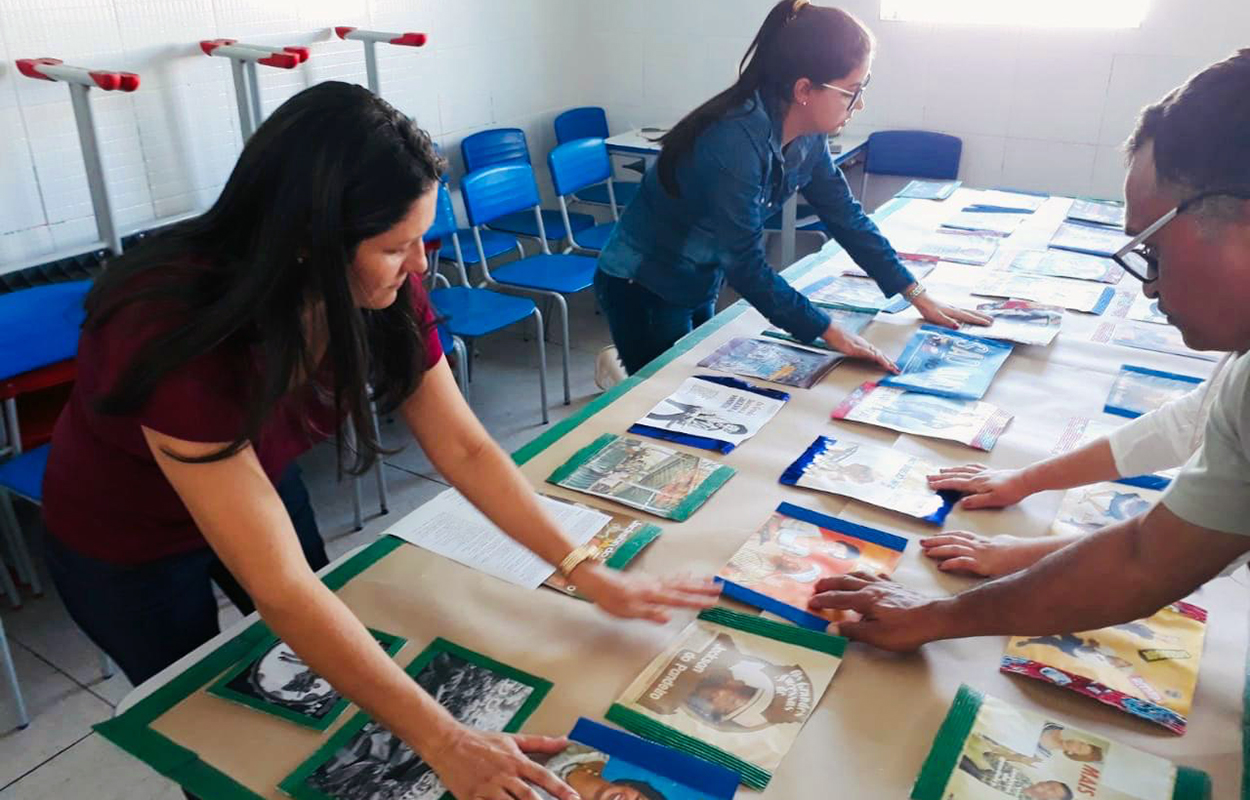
[808,570,951,652]
[574,564,720,624]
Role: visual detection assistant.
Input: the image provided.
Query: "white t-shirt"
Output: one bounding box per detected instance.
[1161,351,1250,535]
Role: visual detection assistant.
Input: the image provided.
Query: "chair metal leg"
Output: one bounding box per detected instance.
[0,537,20,608]
[99,650,116,680]
[344,425,364,532]
[0,617,29,729]
[532,309,549,425]
[451,337,470,403]
[3,398,20,456]
[0,492,40,594]
[369,403,388,515]
[552,293,571,405]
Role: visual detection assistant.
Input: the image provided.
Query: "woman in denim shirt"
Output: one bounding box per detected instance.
[595,0,989,375]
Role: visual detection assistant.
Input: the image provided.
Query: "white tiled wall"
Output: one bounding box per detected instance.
[0,0,587,269]
[578,0,1248,201]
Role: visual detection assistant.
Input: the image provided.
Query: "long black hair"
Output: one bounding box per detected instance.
[85,81,446,474]
[656,0,873,195]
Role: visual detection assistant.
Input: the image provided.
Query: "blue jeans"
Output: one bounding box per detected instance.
[43,463,328,689]
[594,269,715,375]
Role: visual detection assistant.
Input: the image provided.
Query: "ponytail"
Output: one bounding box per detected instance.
[656,1,872,196]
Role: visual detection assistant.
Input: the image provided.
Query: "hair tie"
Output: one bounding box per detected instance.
[788,0,809,21]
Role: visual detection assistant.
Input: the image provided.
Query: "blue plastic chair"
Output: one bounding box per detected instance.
[460,163,599,405]
[862,130,962,196]
[460,128,595,245]
[424,184,550,422]
[553,106,641,210]
[547,138,619,253]
[0,445,45,610]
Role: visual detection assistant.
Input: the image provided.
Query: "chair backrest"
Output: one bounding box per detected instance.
[460,163,542,227]
[554,106,609,144]
[865,130,962,180]
[424,182,460,242]
[547,138,612,197]
[460,128,530,173]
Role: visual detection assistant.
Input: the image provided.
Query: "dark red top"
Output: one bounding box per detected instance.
[43,277,443,565]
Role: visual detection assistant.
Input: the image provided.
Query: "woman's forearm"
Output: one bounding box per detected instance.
[1018,437,1121,496]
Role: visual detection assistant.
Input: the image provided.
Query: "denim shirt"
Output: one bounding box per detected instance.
[597,91,914,344]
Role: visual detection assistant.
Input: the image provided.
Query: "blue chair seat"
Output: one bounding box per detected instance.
[764,209,826,232]
[430,286,537,339]
[572,222,616,252]
[0,444,49,502]
[440,228,517,265]
[488,210,594,242]
[575,180,640,208]
[491,254,598,295]
[0,280,90,381]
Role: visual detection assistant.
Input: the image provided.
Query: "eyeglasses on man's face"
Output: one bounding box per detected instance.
[820,72,871,109]
[1113,189,1250,284]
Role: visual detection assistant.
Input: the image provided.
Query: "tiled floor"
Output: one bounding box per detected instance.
[0,235,822,797]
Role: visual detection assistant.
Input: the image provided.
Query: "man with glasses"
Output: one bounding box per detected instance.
[805,50,1250,653]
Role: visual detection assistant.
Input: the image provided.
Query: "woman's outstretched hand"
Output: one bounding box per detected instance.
[822,324,900,373]
[574,564,720,624]
[911,292,993,329]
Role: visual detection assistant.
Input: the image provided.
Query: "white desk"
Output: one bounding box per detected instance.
[604,127,871,268]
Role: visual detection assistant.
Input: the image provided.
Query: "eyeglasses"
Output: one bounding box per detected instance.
[821,72,871,109]
[1113,189,1250,284]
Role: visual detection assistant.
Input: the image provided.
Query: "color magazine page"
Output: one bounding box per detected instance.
[797,274,911,313]
[1050,221,1132,257]
[717,501,908,630]
[897,178,961,200]
[1104,365,1203,419]
[696,337,842,388]
[278,639,551,800]
[606,607,846,789]
[1067,198,1128,228]
[762,306,876,347]
[941,209,1028,237]
[1049,482,1164,537]
[629,375,789,453]
[1001,601,1209,734]
[964,188,1048,213]
[912,229,1001,265]
[972,272,1115,314]
[539,499,662,599]
[844,254,936,280]
[1124,294,1169,325]
[1090,322,1220,362]
[779,435,959,524]
[880,325,1014,401]
[832,381,1013,450]
[1006,249,1123,284]
[547,434,735,522]
[969,299,1063,347]
[532,718,739,800]
[911,685,1208,800]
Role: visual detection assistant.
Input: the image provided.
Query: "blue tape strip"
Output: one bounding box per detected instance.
[1120,364,1204,384]
[1090,287,1115,315]
[774,501,909,552]
[1115,474,1172,491]
[715,579,829,631]
[568,717,739,798]
[627,424,735,454]
[692,374,792,402]
[1103,404,1143,420]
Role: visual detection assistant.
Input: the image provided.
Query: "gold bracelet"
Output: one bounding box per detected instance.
[557,544,597,578]
[904,283,927,301]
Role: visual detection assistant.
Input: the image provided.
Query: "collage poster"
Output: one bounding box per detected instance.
[1090,322,1220,362]
[881,325,1014,401]
[1049,222,1133,258]
[631,375,788,452]
[762,306,876,348]
[798,275,911,313]
[832,381,1014,451]
[912,229,1001,265]
[971,299,1063,347]
[1007,249,1122,284]
[1104,366,1203,419]
[1050,482,1164,537]
[972,272,1114,314]
[697,337,842,388]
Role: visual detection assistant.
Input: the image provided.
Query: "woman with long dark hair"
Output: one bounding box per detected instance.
[595,0,990,375]
[41,82,716,799]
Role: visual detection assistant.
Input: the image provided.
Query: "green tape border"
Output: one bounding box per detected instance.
[697,606,847,657]
[603,523,663,570]
[667,464,736,521]
[605,703,772,790]
[1176,765,1213,800]
[910,684,983,800]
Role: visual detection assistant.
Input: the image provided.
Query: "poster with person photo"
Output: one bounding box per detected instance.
[968,299,1064,347]
[1104,366,1203,419]
[208,628,406,731]
[1006,250,1123,284]
[540,499,663,599]
[797,275,911,313]
[696,337,843,388]
[717,502,908,630]
[278,639,551,800]
[547,434,735,522]
[974,273,1116,314]
[911,685,1205,800]
[1001,601,1209,734]
[779,435,959,524]
[607,607,846,790]
[1050,482,1164,538]
[629,375,789,453]
[532,717,739,800]
[881,325,1014,401]
[832,381,1014,451]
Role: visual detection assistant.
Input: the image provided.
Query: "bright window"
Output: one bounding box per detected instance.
[880,0,1149,28]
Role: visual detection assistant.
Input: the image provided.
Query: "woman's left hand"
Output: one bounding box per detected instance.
[574,564,720,623]
[911,292,993,329]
